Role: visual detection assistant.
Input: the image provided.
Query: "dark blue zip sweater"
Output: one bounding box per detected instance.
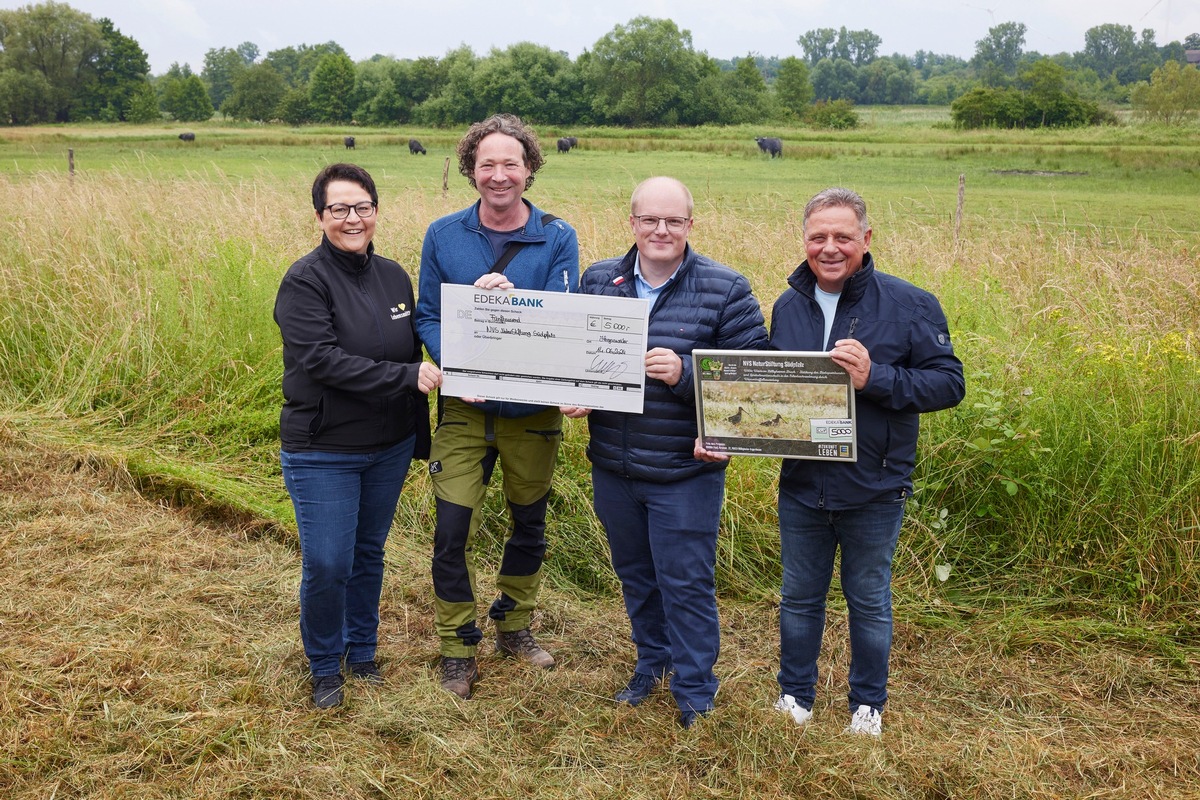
[770,253,965,508]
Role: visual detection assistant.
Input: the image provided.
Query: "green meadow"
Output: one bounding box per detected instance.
[1,118,1198,798]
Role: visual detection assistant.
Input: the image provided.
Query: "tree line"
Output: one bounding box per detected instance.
[1,2,1198,128]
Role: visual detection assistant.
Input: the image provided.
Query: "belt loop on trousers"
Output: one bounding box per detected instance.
[484,412,496,443]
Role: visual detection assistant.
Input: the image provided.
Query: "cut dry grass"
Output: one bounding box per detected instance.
[1,430,1196,799]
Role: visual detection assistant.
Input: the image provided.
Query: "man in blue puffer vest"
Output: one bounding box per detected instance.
[767,187,965,737]
[562,176,768,728]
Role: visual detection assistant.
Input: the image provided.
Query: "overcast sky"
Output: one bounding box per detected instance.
[12,0,1199,74]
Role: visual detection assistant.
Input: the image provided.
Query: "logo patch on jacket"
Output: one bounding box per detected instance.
[429,460,442,475]
[391,301,411,320]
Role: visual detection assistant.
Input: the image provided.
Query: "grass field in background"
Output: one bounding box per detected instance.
[1,118,1197,608]
[0,118,1197,798]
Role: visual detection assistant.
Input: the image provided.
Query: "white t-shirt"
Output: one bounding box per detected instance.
[815,286,840,349]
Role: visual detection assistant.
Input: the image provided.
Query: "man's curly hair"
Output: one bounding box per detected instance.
[456,114,544,190]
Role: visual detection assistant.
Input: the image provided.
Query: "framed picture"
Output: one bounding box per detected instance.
[693,350,856,461]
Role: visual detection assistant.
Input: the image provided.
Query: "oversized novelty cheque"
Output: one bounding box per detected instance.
[441,285,650,414]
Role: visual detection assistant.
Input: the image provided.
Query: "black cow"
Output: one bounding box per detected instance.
[178,132,195,142]
[344,136,355,150]
[755,136,783,158]
[556,136,578,153]
[408,138,426,155]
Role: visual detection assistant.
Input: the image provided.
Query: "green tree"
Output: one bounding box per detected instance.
[842,28,882,66]
[124,79,160,123]
[236,41,259,64]
[412,46,481,126]
[1082,23,1137,82]
[677,54,723,125]
[1130,60,1200,124]
[0,0,103,121]
[222,61,285,121]
[264,41,346,89]
[858,56,915,104]
[811,57,858,101]
[584,16,700,126]
[1019,59,1102,127]
[1184,33,1200,50]
[358,81,404,126]
[1022,59,1066,104]
[774,56,813,117]
[798,27,879,67]
[73,18,149,121]
[972,22,1027,86]
[0,69,53,123]
[405,55,447,107]
[162,73,212,122]
[717,55,770,124]
[308,52,356,123]
[951,87,1029,127]
[951,82,1105,129]
[797,28,837,66]
[276,87,312,125]
[473,42,577,123]
[353,58,409,125]
[154,61,191,108]
[918,73,969,105]
[202,43,257,109]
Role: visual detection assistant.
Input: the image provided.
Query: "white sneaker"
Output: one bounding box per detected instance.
[774,694,813,726]
[846,704,882,737]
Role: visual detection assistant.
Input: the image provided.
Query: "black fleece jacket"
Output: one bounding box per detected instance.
[275,235,430,456]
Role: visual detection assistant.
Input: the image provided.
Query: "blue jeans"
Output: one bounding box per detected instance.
[281,436,415,677]
[593,466,724,716]
[777,491,906,713]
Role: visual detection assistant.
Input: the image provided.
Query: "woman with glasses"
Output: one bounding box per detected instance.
[274,163,442,708]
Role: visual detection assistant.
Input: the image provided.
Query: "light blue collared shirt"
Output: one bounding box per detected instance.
[633,253,682,310]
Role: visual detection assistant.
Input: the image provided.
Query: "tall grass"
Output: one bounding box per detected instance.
[0,138,1197,630]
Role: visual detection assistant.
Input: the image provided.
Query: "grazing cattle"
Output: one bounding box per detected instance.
[178,132,195,142]
[556,136,578,153]
[755,136,783,158]
[408,138,426,155]
[344,136,355,150]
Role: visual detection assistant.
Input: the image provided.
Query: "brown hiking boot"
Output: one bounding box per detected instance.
[439,656,479,699]
[496,628,555,669]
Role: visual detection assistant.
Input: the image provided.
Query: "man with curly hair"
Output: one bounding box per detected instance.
[415,115,579,699]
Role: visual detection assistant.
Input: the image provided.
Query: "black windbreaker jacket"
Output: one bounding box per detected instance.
[275,236,430,456]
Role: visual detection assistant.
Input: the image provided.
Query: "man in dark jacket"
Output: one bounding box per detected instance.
[768,187,965,736]
[563,177,769,728]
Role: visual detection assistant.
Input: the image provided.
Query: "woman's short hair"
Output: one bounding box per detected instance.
[312,163,378,212]
[456,114,544,190]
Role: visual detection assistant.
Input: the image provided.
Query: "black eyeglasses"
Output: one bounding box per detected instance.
[633,215,690,232]
[322,202,377,220]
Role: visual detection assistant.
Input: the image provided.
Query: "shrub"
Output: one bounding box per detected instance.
[806,98,859,129]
